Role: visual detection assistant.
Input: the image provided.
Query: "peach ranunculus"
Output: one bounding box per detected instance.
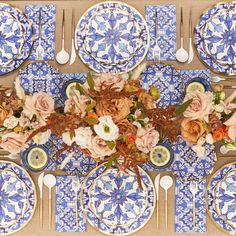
[135,128,159,154]
[0,105,12,125]
[183,90,213,122]
[0,132,29,154]
[94,73,127,92]
[64,94,91,118]
[23,92,54,120]
[181,118,206,144]
[96,98,132,123]
[87,136,116,159]
[117,119,137,136]
[139,92,154,109]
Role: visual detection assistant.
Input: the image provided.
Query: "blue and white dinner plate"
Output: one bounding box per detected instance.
[75,1,149,73]
[207,162,236,234]
[0,11,24,67]
[19,62,63,107]
[81,163,155,235]
[140,63,183,107]
[0,160,36,235]
[0,3,34,76]
[170,136,217,182]
[195,2,236,75]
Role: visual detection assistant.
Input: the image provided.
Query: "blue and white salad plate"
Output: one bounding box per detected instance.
[81,163,155,235]
[0,160,36,235]
[0,3,34,75]
[75,1,149,73]
[207,162,236,234]
[195,2,236,75]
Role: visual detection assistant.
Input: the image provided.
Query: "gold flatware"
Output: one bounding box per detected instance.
[36,9,44,60]
[153,9,161,62]
[72,177,80,228]
[69,9,76,65]
[187,8,194,64]
[189,181,198,230]
[38,172,44,228]
[154,174,160,231]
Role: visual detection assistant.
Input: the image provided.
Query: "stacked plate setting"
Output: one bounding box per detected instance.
[207,162,236,234]
[195,2,236,75]
[0,3,34,76]
[75,1,150,74]
[0,161,36,235]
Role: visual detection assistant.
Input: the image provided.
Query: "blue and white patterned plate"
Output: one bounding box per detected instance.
[145,5,176,61]
[25,4,56,60]
[214,170,236,229]
[75,1,149,73]
[81,163,155,235]
[56,176,86,232]
[0,160,36,235]
[170,136,217,182]
[195,2,236,75]
[175,178,206,233]
[0,170,28,228]
[202,8,236,66]
[0,3,34,76]
[0,11,24,67]
[207,162,236,234]
[19,62,63,107]
[141,63,183,107]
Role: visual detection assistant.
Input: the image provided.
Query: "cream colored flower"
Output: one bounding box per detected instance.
[33,130,51,145]
[3,116,19,129]
[74,127,93,148]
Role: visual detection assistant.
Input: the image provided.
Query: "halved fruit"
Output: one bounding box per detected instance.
[150,145,171,167]
[66,82,80,98]
[186,81,205,93]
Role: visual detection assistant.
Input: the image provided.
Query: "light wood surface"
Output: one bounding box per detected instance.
[0,1,236,236]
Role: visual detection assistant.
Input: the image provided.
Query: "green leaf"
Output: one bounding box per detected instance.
[31,114,37,122]
[105,141,116,150]
[83,116,98,125]
[233,97,236,104]
[75,82,85,95]
[86,72,95,89]
[70,132,74,140]
[105,153,119,168]
[175,99,193,116]
[85,101,96,113]
[137,119,145,127]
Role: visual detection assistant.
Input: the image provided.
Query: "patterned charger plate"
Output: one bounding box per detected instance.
[201,8,236,66]
[170,136,217,182]
[0,160,36,235]
[75,1,149,73]
[214,170,236,228]
[81,163,155,235]
[195,2,236,75]
[0,3,34,76]
[207,162,236,235]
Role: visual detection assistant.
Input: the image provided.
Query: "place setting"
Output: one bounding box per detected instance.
[1,1,236,236]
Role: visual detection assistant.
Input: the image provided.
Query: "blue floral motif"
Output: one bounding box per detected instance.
[25,4,56,60]
[170,136,217,182]
[175,178,206,233]
[81,164,155,235]
[90,169,147,226]
[0,11,24,66]
[207,163,236,234]
[0,161,36,235]
[195,2,236,74]
[145,5,176,61]
[56,176,86,232]
[0,4,34,76]
[19,62,63,107]
[75,2,149,73]
[140,63,183,107]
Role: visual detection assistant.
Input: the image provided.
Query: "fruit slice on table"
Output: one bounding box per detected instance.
[150,145,171,167]
[26,147,48,171]
[186,81,205,93]
[66,82,80,98]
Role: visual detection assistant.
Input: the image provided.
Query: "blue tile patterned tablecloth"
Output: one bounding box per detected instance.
[146,5,176,61]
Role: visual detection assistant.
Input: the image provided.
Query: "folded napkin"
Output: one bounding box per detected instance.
[25,4,56,60]
[175,178,206,233]
[56,176,86,232]
[146,5,176,61]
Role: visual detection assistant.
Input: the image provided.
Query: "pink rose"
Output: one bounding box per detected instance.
[94,73,126,92]
[64,94,91,118]
[183,90,213,122]
[135,128,159,154]
[0,132,29,154]
[87,136,116,159]
[23,92,54,121]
